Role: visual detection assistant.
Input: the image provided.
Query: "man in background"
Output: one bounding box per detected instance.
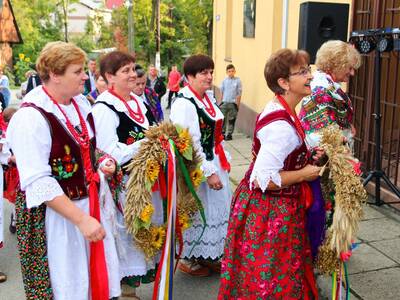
[166,64,181,109]
[84,58,97,95]
[146,64,166,99]
[220,64,242,140]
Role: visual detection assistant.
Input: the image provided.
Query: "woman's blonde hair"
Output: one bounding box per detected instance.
[36,41,87,82]
[315,40,361,74]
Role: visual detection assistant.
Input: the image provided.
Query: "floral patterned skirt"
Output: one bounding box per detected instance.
[15,191,52,299]
[218,179,317,300]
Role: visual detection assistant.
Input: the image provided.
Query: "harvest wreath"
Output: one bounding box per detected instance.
[123,121,205,259]
[315,125,367,298]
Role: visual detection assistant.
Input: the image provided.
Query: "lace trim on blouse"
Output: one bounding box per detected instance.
[25,176,64,208]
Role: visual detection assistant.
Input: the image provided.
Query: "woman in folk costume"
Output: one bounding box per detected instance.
[299,40,361,151]
[92,51,161,298]
[0,107,11,283]
[299,41,361,259]
[1,107,18,235]
[170,54,232,276]
[219,49,322,299]
[132,66,164,122]
[7,42,121,300]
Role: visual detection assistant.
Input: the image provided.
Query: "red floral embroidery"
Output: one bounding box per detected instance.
[126,137,135,145]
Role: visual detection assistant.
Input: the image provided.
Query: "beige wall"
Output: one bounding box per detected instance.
[213,0,352,129]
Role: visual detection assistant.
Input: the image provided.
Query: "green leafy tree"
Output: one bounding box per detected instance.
[107,0,212,69]
[11,0,64,82]
[10,0,213,79]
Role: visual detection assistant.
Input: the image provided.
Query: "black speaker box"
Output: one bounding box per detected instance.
[298,2,349,64]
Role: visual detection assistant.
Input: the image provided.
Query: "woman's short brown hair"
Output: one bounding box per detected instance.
[183,54,214,77]
[316,40,361,74]
[100,51,135,84]
[264,49,310,95]
[36,41,87,82]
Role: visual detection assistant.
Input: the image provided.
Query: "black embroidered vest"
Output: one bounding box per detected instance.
[95,101,156,173]
[96,101,156,145]
[178,95,217,161]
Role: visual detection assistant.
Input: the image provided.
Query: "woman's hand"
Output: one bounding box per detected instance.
[77,214,106,242]
[100,158,116,177]
[207,173,223,190]
[312,147,325,162]
[8,155,16,164]
[301,164,322,182]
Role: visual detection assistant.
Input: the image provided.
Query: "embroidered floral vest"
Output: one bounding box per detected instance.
[22,103,97,200]
[179,95,223,161]
[246,110,309,198]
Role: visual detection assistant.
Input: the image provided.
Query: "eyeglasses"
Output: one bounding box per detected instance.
[289,66,312,77]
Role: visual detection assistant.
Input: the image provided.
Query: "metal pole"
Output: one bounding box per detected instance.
[281,0,289,48]
[127,0,134,53]
[63,0,69,42]
[374,50,382,205]
[155,0,161,71]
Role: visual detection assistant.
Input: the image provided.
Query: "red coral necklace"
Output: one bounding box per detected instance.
[42,86,90,147]
[108,88,145,124]
[188,85,216,117]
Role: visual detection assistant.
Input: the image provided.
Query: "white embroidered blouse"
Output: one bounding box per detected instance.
[249,100,302,192]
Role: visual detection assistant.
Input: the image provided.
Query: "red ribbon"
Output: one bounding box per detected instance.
[81,147,109,300]
[215,134,231,172]
[43,86,109,300]
[214,119,230,172]
[300,182,314,210]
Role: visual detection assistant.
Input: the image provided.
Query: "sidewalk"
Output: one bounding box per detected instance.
[1,93,399,299]
[226,132,400,300]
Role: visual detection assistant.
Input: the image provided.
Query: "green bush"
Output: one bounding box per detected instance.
[14,53,32,84]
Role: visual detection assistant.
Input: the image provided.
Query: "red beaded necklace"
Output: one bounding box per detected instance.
[42,86,90,148]
[108,88,145,124]
[188,85,216,117]
[276,94,305,141]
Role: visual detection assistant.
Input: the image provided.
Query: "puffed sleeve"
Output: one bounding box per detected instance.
[249,120,301,192]
[0,138,11,164]
[92,103,143,165]
[7,107,64,208]
[170,97,217,177]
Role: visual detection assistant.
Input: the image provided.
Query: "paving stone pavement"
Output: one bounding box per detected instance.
[1,93,400,299]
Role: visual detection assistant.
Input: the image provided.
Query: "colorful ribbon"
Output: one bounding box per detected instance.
[331,262,350,300]
[152,137,207,299]
[153,140,177,300]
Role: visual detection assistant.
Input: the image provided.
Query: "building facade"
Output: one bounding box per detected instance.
[68,0,111,39]
[213,0,400,204]
[212,0,351,136]
[0,0,22,68]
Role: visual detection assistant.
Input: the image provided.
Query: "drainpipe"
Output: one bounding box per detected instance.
[281,0,289,48]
